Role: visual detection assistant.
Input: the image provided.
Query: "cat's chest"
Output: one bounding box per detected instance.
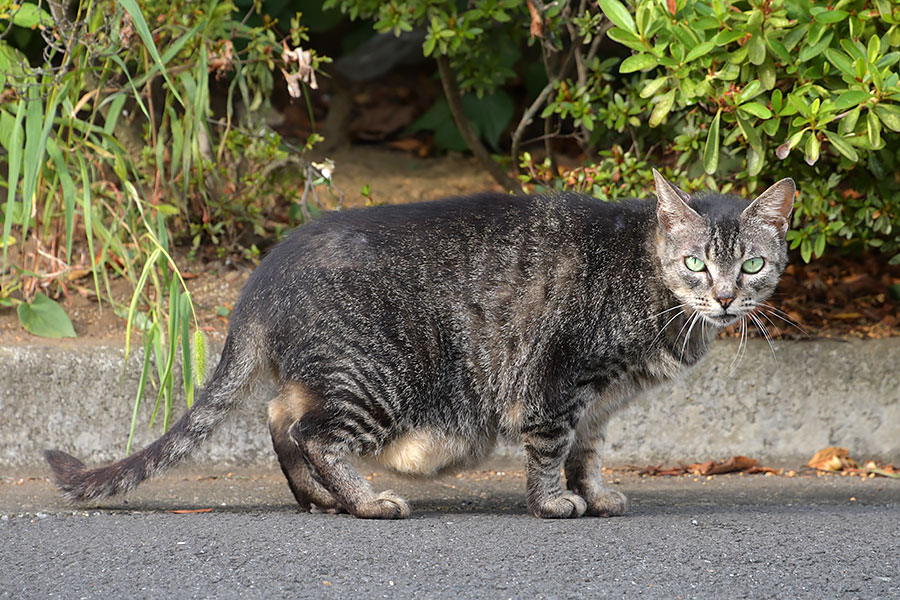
[576,348,694,418]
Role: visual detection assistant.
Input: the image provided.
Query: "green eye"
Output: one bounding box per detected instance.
[742,257,765,274]
[684,256,706,272]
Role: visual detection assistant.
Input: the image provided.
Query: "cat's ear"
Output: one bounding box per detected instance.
[741,178,795,235]
[653,168,702,234]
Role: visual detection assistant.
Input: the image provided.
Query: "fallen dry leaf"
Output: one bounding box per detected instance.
[172,508,213,514]
[808,447,857,471]
[636,456,769,477]
[689,455,759,476]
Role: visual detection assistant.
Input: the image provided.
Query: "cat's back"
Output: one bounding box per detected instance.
[276,191,651,258]
[240,191,656,307]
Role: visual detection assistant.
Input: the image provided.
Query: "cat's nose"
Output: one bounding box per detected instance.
[716,293,735,309]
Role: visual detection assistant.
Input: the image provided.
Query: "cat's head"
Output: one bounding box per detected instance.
[652,169,795,328]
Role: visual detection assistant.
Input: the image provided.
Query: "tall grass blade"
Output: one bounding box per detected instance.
[2,98,26,269]
[180,292,194,407]
[114,0,184,106]
[126,322,156,455]
[75,150,102,305]
[124,247,161,361]
[45,140,77,262]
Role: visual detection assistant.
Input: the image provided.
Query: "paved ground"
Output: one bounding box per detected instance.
[2,463,898,599]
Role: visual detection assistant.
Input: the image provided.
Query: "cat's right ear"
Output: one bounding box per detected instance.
[653,169,703,235]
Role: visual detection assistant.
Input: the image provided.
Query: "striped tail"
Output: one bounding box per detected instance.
[45,334,261,502]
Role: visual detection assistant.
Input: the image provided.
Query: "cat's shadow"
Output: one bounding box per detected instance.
[82,487,871,519]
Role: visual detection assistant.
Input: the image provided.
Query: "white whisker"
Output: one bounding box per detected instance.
[760,303,808,337]
[648,309,686,351]
[755,307,784,339]
[728,317,748,375]
[749,312,777,364]
[680,312,701,363]
[672,311,697,361]
[642,303,688,322]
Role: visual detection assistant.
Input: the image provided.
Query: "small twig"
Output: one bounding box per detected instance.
[435,56,520,192]
[511,82,556,165]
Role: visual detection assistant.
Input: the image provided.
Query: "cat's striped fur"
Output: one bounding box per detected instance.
[46,171,794,519]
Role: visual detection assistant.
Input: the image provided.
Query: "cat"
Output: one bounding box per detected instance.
[46,170,795,519]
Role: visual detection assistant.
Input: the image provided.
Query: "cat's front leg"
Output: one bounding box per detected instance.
[521,426,587,518]
[564,438,627,517]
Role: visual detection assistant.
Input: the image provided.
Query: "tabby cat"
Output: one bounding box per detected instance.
[46,170,795,519]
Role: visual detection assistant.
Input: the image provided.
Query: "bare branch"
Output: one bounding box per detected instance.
[435,55,520,193]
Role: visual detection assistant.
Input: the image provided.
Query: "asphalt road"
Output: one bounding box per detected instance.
[2,465,898,599]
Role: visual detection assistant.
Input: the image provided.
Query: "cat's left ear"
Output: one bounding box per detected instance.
[741,178,796,235]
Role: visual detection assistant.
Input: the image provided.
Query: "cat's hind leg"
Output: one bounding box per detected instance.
[268,384,342,512]
[522,425,587,519]
[290,402,410,519]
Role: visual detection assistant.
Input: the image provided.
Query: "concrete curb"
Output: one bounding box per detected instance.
[2,338,898,470]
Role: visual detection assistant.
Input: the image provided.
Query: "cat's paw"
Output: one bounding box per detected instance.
[586,488,628,517]
[531,491,587,519]
[353,489,411,519]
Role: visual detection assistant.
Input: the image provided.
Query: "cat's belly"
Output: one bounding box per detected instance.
[366,429,495,477]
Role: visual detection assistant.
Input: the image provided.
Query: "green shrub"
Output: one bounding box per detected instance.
[542,0,900,263]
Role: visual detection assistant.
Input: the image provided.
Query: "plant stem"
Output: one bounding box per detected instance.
[435,56,519,193]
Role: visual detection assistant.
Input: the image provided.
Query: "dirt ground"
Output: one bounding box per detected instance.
[0,145,897,344]
[0,146,499,345]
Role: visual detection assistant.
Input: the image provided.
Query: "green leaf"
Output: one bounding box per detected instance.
[800,238,812,263]
[607,27,646,52]
[824,130,858,161]
[834,90,873,110]
[620,53,658,73]
[799,32,833,62]
[825,49,856,77]
[3,2,52,27]
[747,146,764,176]
[736,112,763,153]
[685,40,716,63]
[840,106,860,134]
[804,133,820,165]
[717,29,745,46]
[759,61,776,90]
[868,34,880,65]
[814,9,849,24]
[766,38,792,64]
[873,105,900,132]
[640,77,668,99]
[703,109,721,175]
[649,89,676,127]
[17,293,77,338]
[748,33,766,66]
[867,110,882,147]
[814,233,826,258]
[771,89,783,114]
[738,102,773,119]
[598,0,636,34]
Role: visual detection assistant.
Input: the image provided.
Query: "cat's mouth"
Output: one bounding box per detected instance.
[707,311,741,327]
